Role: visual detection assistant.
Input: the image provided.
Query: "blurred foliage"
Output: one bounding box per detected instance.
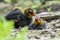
[0,17,28,40]
[14,27,28,40]
[50,37,60,40]
[0,17,14,40]
[57,32,60,36]
[4,0,11,3]
[0,0,60,15]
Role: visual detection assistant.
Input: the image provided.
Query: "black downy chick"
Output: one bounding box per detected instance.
[5,8,35,29]
[28,17,46,30]
[15,8,35,29]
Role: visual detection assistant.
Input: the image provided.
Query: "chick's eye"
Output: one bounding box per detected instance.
[29,10,32,12]
[28,9,33,13]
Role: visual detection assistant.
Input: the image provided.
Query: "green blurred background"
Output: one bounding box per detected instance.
[0,0,60,15]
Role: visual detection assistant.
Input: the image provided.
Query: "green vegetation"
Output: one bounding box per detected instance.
[13,27,28,40]
[0,17,14,40]
[0,17,28,40]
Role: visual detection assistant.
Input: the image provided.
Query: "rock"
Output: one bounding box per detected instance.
[34,36,40,39]
[50,31,57,38]
[46,23,53,29]
[40,34,51,40]
[49,20,56,25]
[56,19,60,23]
[50,4,60,11]
[36,12,60,22]
[55,23,60,28]
[36,4,60,14]
[36,8,48,14]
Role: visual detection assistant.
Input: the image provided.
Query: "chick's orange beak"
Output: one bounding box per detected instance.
[35,18,41,24]
[30,13,35,16]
